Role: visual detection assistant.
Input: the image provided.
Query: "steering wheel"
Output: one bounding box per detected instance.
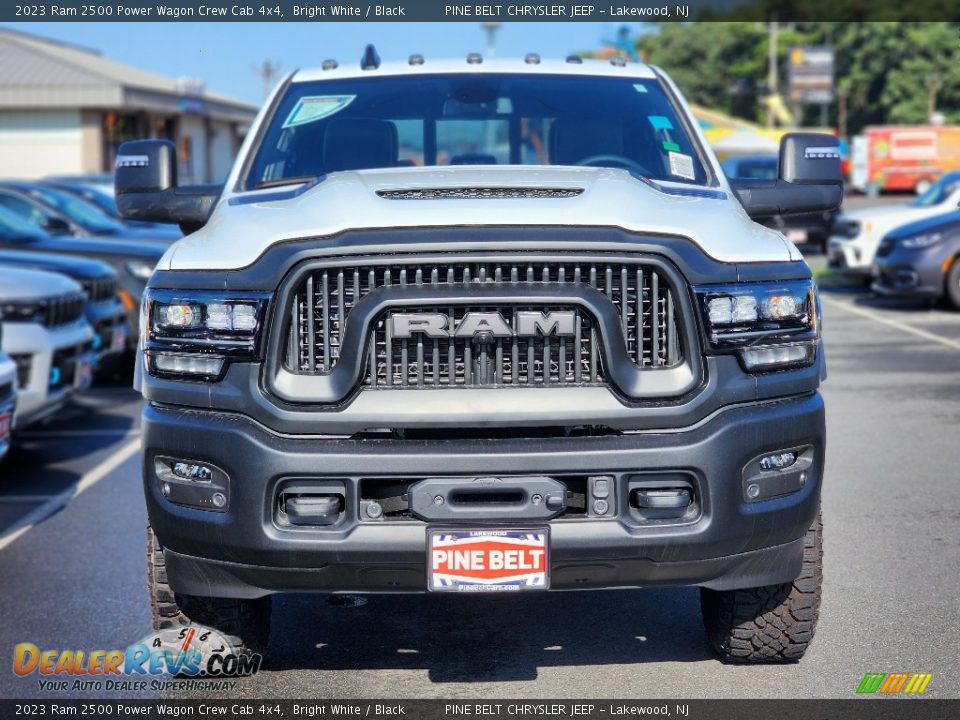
[575,154,651,174]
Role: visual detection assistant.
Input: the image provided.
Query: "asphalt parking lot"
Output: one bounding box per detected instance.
[1,229,959,700]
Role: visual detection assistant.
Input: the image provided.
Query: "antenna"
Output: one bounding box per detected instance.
[361,44,381,70]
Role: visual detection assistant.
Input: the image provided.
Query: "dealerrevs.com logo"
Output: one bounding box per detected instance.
[856,673,934,695]
[13,626,261,692]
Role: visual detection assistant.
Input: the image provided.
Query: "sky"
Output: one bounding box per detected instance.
[3,22,650,106]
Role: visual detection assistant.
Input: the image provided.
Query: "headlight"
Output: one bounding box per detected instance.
[900,232,944,249]
[836,219,860,238]
[0,301,44,323]
[693,279,819,372]
[144,290,271,381]
[126,261,156,281]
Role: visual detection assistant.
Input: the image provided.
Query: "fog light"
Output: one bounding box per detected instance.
[152,353,225,378]
[740,343,814,372]
[211,492,227,508]
[172,462,214,481]
[746,483,760,499]
[759,452,797,471]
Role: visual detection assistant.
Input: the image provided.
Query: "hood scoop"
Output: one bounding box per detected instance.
[376,187,584,200]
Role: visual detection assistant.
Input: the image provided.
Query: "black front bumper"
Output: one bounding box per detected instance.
[872,246,946,299]
[144,392,824,598]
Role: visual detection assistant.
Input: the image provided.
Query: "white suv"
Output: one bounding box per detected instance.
[0,267,95,428]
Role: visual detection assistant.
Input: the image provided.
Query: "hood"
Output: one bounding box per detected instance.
[6,234,167,262]
[0,249,115,280]
[164,166,796,271]
[886,210,960,240]
[839,203,922,223]
[0,266,82,301]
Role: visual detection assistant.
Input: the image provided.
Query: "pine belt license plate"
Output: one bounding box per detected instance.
[428,528,549,592]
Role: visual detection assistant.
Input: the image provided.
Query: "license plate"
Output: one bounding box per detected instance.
[0,412,11,442]
[74,357,94,390]
[786,229,808,243]
[110,325,128,353]
[428,528,549,592]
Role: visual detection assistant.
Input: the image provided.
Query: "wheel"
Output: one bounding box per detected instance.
[945,258,960,310]
[700,508,823,663]
[147,523,271,655]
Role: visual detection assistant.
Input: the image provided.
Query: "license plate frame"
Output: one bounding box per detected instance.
[74,356,94,391]
[427,527,550,593]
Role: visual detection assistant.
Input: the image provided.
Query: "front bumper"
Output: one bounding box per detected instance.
[827,236,872,274]
[145,392,825,598]
[871,246,947,299]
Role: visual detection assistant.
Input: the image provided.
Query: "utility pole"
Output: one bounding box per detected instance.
[253,59,281,100]
[767,19,778,128]
[926,73,942,122]
[482,22,502,58]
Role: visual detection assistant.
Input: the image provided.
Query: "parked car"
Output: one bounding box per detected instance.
[0,182,176,244]
[829,170,960,276]
[0,251,127,368]
[122,54,841,663]
[0,266,94,428]
[872,210,960,308]
[0,348,16,462]
[43,180,181,239]
[44,173,114,196]
[721,155,836,252]
[0,206,165,350]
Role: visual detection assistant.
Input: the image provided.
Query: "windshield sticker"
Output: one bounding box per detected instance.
[668,151,695,180]
[662,141,681,153]
[282,95,356,128]
[633,83,649,93]
[648,115,674,131]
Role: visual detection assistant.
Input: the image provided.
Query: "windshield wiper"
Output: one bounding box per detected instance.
[253,175,323,190]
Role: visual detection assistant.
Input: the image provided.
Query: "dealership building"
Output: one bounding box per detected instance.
[0,28,257,183]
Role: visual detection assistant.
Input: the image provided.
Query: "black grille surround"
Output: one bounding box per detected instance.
[270,253,701,404]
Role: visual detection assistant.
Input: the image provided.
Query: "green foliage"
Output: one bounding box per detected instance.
[637,22,960,134]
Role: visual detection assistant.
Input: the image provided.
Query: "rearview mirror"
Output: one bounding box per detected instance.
[729,133,843,220]
[114,139,221,234]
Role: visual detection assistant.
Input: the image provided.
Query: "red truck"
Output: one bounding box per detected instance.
[865,125,960,194]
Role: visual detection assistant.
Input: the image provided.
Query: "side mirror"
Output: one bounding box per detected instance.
[41,216,72,235]
[729,133,843,220]
[114,139,221,234]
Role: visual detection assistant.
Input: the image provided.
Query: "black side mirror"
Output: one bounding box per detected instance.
[729,133,843,220]
[114,139,222,234]
[41,216,72,235]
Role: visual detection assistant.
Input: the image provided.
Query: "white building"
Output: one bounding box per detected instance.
[0,28,257,184]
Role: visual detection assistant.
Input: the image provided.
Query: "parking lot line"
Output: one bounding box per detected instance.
[821,295,960,351]
[0,437,140,552]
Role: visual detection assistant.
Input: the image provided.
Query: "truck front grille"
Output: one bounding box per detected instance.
[282,256,684,389]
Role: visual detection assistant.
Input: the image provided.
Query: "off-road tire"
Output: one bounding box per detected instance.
[945,258,960,310]
[147,523,271,655]
[700,509,823,663]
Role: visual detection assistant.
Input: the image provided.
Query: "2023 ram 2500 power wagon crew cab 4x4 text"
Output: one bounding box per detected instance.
[120,51,842,664]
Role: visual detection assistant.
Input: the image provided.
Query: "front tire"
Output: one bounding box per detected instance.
[700,509,823,663]
[945,258,960,310]
[147,523,272,655]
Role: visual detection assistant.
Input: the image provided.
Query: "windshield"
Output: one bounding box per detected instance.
[0,205,45,240]
[246,74,709,189]
[27,185,124,233]
[910,173,960,208]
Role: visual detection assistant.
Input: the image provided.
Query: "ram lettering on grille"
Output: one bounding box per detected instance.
[283,257,684,389]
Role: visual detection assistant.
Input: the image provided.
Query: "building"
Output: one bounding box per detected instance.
[0,28,258,183]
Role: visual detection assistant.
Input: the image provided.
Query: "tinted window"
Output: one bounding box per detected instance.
[246,74,709,188]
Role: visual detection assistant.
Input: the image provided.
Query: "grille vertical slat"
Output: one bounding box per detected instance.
[284,256,685,391]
